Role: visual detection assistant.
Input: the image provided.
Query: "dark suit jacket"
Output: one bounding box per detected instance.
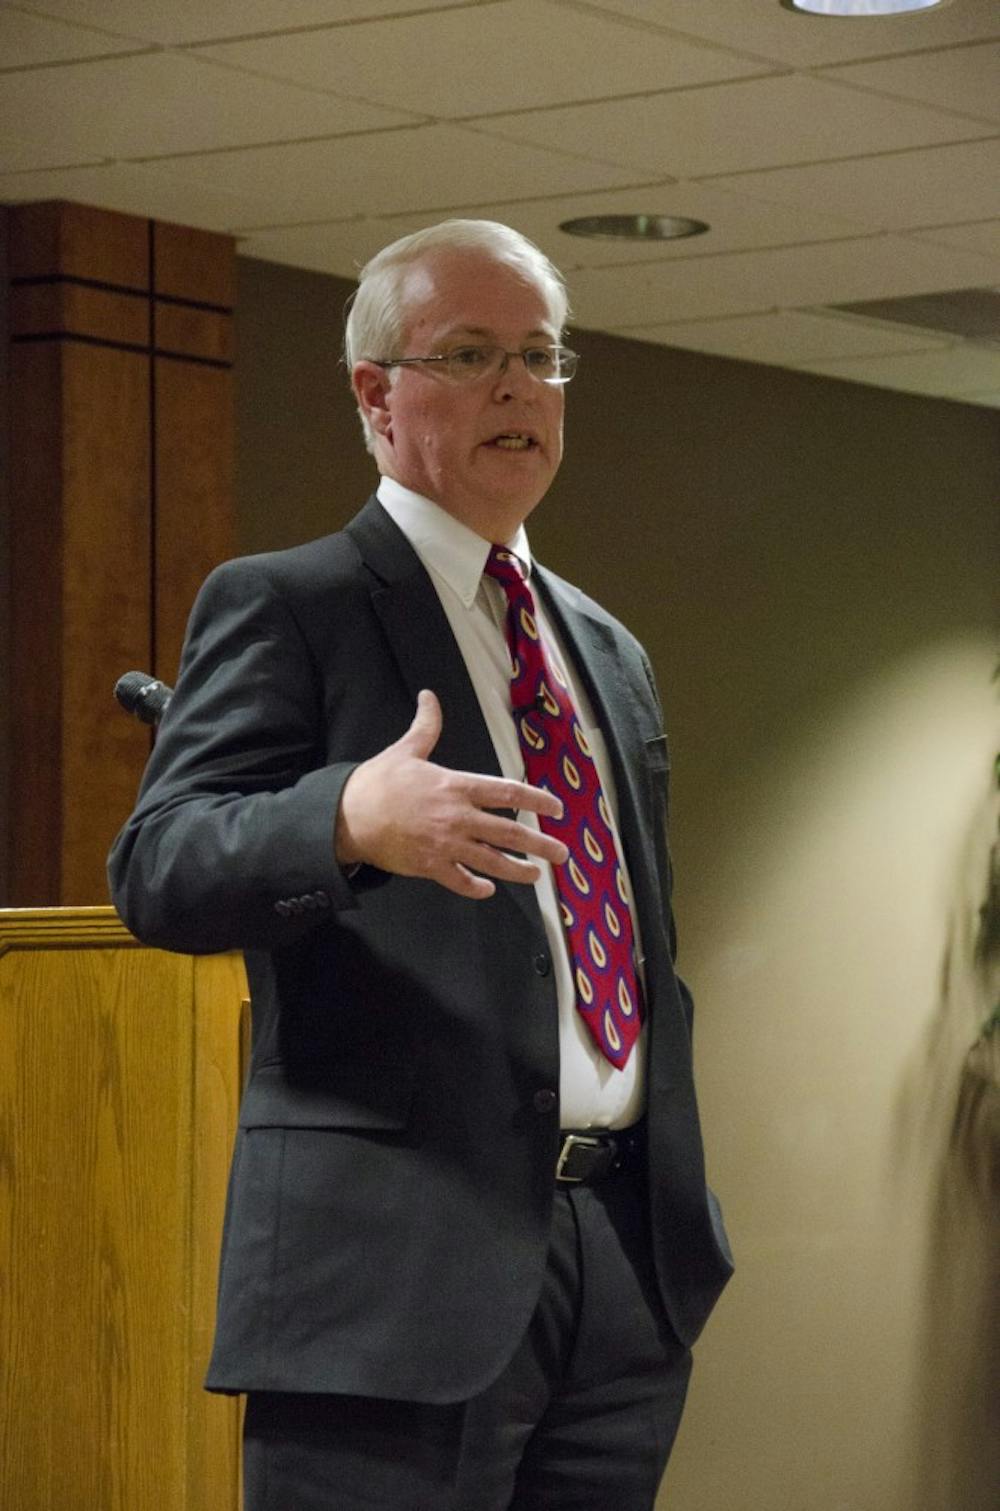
[109,496,732,1404]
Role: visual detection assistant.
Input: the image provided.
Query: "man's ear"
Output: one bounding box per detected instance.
[352,361,393,442]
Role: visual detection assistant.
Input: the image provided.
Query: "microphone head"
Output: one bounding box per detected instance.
[114,671,173,725]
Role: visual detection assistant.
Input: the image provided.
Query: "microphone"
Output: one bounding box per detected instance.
[114,671,174,725]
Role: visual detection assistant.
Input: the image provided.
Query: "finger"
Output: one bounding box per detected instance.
[474,814,569,866]
[459,843,546,886]
[432,861,497,900]
[397,688,442,761]
[465,775,565,822]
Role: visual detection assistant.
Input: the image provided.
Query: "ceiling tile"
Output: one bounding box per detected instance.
[238,215,430,278]
[0,51,414,161]
[474,74,992,179]
[7,0,480,48]
[197,0,765,118]
[909,220,1000,259]
[616,308,952,364]
[0,159,272,231]
[389,180,870,269]
[793,342,1000,397]
[579,0,1000,69]
[568,233,1000,328]
[824,40,1000,125]
[136,124,642,225]
[709,138,1000,232]
[6,0,998,411]
[0,7,140,66]
[0,135,105,174]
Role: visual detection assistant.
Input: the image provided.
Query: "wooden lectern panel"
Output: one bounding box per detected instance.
[0,908,245,1511]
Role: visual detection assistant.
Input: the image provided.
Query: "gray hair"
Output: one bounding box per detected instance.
[344,219,570,450]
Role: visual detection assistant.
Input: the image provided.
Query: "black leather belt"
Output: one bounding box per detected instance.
[555,1123,646,1185]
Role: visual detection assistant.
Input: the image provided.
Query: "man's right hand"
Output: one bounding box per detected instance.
[334,689,568,900]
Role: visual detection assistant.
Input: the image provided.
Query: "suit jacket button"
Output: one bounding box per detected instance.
[300,893,317,910]
[533,951,551,977]
[274,900,292,917]
[533,1089,557,1115]
[313,890,330,908]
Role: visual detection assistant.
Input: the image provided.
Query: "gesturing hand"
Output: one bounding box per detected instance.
[335,689,568,900]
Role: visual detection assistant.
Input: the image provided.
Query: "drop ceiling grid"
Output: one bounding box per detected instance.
[2,0,999,407]
[706,138,1000,233]
[908,220,1000,259]
[822,40,1000,125]
[609,307,956,365]
[193,1,769,119]
[467,75,997,182]
[571,0,1000,68]
[343,180,875,270]
[791,341,1000,397]
[0,155,285,229]
[0,0,491,50]
[568,233,1000,329]
[133,124,648,223]
[0,51,420,161]
[0,5,141,66]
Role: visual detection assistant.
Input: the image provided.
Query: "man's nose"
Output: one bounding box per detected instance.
[493,350,535,397]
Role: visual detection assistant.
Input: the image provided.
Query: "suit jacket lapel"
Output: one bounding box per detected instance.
[346,496,502,781]
[347,498,545,934]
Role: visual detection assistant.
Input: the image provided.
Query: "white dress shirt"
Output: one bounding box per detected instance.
[377,478,646,1129]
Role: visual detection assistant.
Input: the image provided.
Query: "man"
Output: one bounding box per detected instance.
[109,219,732,1510]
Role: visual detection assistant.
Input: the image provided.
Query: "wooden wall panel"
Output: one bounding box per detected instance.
[9,342,151,905]
[9,282,149,346]
[154,359,235,684]
[9,200,148,289]
[8,342,64,903]
[154,219,235,309]
[61,343,152,900]
[5,201,235,905]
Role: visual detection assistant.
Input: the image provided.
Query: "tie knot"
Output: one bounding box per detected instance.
[485,545,527,593]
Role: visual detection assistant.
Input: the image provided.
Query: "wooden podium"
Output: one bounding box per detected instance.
[0,908,247,1511]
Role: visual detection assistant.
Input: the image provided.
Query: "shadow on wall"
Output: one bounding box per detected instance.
[895,766,1000,1511]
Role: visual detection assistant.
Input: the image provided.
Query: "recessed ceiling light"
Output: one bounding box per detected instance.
[559,214,709,242]
[781,0,946,15]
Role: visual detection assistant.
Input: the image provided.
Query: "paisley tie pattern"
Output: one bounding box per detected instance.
[485,546,642,1070]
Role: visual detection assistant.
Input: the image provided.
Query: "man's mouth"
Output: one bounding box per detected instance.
[488,433,536,450]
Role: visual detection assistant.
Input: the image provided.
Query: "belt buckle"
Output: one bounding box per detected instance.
[556,1133,603,1182]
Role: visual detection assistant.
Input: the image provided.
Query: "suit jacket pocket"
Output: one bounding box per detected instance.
[644,733,670,774]
[239,1059,414,1130]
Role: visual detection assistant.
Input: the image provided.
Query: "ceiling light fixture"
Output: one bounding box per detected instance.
[559,214,709,242]
[781,0,946,15]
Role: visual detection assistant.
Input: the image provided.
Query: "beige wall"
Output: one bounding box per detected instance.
[0,227,992,1502]
[237,254,999,1511]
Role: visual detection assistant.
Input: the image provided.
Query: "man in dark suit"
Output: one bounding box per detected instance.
[109,219,732,1510]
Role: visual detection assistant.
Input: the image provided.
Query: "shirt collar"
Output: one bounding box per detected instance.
[377,476,532,608]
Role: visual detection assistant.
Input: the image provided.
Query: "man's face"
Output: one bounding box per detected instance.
[354,249,565,541]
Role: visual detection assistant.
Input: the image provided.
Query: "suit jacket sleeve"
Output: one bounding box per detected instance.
[108,551,362,954]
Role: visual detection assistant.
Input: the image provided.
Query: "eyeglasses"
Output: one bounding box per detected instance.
[371,344,579,386]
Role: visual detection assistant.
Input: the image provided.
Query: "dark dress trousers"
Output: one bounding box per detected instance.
[108,496,733,1406]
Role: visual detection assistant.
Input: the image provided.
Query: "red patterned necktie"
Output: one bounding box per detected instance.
[484,545,642,1070]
